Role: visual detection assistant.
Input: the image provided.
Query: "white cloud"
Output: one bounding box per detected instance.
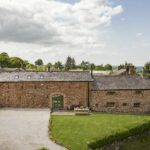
[137,32,143,37]
[0,0,123,63]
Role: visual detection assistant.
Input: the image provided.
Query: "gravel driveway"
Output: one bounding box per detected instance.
[0,109,67,150]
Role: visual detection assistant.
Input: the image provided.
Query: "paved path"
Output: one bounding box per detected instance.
[0,109,67,150]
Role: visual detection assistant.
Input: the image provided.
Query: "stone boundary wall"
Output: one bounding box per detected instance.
[0,81,89,109]
[91,90,150,113]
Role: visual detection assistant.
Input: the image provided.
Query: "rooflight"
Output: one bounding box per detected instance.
[27,75,31,79]
[40,75,44,79]
[15,75,19,79]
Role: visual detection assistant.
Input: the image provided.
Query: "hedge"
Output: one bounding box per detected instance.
[88,121,150,150]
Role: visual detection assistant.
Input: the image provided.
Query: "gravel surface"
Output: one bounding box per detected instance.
[0,109,67,150]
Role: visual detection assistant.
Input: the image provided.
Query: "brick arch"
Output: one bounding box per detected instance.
[49,92,66,110]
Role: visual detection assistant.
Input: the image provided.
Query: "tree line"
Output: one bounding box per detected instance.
[0,52,149,78]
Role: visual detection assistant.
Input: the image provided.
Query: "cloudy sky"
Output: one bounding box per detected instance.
[0,0,149,65]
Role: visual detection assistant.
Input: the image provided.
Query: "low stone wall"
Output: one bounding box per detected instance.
[91,90,150,113]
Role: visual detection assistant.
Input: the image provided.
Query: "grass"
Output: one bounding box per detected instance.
[38,147,49,150]
[50,113,150,150]
[120,135,150,150]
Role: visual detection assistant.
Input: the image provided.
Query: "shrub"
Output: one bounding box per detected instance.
[88,121,150,150]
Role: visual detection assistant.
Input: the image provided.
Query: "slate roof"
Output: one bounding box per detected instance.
[93,76,150,90]
[0,71,93,82]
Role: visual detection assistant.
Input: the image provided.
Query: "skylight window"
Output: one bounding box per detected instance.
[40,75,44,79]
[27,75,31,79]
[15,75,19,79]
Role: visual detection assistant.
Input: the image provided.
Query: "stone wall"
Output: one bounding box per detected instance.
[0,81,150,113]
[91,90,150,113]
[0,81,89,109]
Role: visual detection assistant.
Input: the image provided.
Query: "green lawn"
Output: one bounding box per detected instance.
[50,114,150,150]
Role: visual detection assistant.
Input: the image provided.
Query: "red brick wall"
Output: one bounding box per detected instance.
[0,81,89,109]
[91,90,150,113]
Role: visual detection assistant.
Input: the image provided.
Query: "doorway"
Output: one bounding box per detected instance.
[52,95,64,110]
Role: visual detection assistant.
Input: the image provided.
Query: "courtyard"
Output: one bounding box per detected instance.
[0,109,66,150]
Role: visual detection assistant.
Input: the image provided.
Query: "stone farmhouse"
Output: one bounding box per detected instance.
[0,71,150,113]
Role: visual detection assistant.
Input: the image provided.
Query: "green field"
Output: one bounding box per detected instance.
[50,114,150,150]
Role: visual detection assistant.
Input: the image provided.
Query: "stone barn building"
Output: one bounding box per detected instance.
[0,71,150,113]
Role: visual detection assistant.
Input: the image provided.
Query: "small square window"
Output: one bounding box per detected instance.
[15,75,19,79]
[134,102,140,108]
[123,103,127,106]
[27,75,31,79]
[106,91,116,95]
[40,75,44,79]
[106,102,115,107]
[135,90,142,94]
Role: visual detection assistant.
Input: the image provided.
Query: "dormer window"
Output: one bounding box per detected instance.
[27,75,31,79]
[40,75,44,79]
[15,75,19,79]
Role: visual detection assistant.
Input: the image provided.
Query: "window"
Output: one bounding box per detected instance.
[27,75,31,79]
[40,75,44,79]
[95,103,98,107]
[106,102,115,107]
[135,90,142,94]
[106,91,116,95]
[122,103,127,106]
[15,75,19,79]
[134,102,140,108]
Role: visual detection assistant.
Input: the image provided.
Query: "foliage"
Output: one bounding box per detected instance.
[120,134,150,150]
[95,64,112,71]
[9,57,24,68]
[88,121,150,150]
[50,114,150,150]
[38,147,49,150]
[54,61,64,70]
[65,56,76,70]
[35,59,44,66]
[46,62,53,68]
[91,63,96,70]
[79,61,91,70]
[143,62,150,78]
[95,65,104,71]
[36,66,47,71]
[104,64,112,70]
[23,60,30,68]
[0,52,10,67]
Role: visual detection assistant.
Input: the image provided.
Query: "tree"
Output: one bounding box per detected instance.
[143,62,150,78]
[46,62,53,68]
[95,65,104,71]
[54,61,64,70]
[23,60,30,68]
[26,63,36,69]
[65,56,76,71]
[0,52,10,68]
[35,59,44,66]
[79,61,91,70]
[91,63,96,70]
[9,57,24,68]
[104,64,112,71]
